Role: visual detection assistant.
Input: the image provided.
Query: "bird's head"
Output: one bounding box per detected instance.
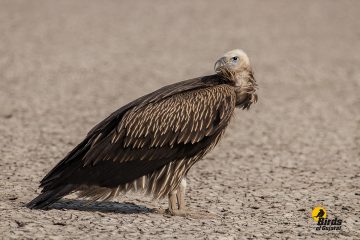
[214,49,258,109]
[214,49,253,85]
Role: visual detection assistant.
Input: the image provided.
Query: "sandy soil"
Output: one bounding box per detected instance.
[0,0,359,239]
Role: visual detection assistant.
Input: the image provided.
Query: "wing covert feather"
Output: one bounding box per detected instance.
[121,85,234,147]
[83,84,236,167]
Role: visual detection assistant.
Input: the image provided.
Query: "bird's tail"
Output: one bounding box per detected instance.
[26,184,75,209]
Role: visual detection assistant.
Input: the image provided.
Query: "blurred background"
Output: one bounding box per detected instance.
[0,0,359,239]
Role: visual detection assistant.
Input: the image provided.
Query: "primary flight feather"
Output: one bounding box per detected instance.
[27,49,258,215]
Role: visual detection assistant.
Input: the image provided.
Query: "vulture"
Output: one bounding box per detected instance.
[27,49,258,216]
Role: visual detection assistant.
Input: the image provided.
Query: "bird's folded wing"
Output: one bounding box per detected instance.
[40,77,236,188]
[83,84,236,167]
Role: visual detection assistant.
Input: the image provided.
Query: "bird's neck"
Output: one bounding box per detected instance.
[234,68,256,89]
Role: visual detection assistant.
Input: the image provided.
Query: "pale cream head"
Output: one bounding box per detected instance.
[214,49,251,74]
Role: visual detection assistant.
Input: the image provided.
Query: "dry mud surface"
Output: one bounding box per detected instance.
[0,1,359,239]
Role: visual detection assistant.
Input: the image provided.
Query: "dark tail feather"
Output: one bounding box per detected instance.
[26,185,75,209]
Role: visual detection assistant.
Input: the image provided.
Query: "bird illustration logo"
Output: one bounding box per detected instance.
[312,207,327,222]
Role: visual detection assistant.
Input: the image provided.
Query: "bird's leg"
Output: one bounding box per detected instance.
[166,178,188,216]
[166,178,215,218]
[176,178,187,211]
[167,189,178,214]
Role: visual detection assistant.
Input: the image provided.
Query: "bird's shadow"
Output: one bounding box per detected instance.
[49,199,154,214]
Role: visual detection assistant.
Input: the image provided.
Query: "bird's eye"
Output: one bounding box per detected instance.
[231,56,239,62]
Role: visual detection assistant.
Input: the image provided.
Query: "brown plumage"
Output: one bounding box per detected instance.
[27,49,258,215]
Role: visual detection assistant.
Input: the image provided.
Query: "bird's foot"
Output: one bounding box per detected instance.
[151,207,187,216]
[165,208,189,217]
[152,205,190,217]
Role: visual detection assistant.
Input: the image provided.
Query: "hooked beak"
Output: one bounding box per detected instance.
[214,57,227,73]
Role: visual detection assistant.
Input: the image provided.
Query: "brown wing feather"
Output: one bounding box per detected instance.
[83,85,236,167]
[40,76,236,191]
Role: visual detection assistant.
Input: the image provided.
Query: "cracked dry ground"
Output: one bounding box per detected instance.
[0,1,359,239]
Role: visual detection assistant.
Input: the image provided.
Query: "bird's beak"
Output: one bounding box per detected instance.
[214,57,227,73]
